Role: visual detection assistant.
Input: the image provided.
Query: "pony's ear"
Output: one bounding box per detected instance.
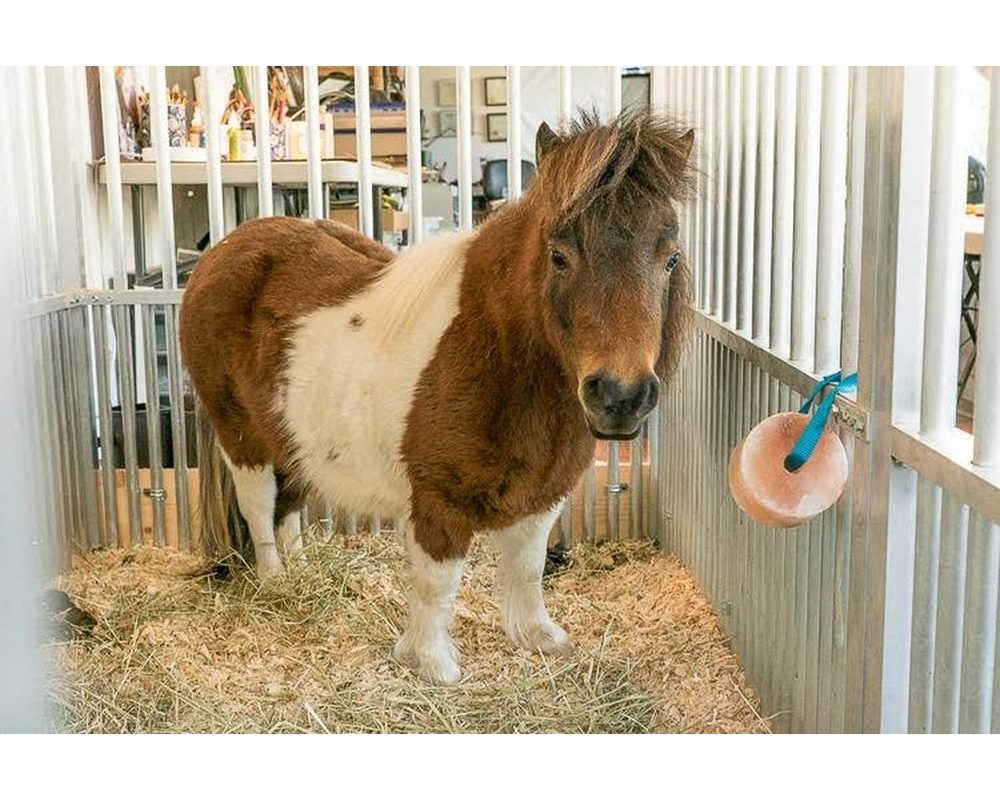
[677,129,695,163]
[536,122,561,163]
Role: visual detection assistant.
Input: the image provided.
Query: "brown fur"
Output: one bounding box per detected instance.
[403,110,694,560]
[181,110,693,563]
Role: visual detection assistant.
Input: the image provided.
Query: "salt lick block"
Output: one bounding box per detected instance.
[728,412,849,528]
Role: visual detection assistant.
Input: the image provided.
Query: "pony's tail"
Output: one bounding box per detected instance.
[195,398,248,562]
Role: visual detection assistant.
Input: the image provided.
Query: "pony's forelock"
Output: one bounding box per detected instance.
[536,108,696,234]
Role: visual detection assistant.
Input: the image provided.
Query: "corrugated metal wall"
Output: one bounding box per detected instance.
[656,66,1000,733]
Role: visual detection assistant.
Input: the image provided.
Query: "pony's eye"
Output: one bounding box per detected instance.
[666,252,681,272]
[550,249,569,271]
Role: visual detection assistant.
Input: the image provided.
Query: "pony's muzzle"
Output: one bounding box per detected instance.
[580,372,660,440]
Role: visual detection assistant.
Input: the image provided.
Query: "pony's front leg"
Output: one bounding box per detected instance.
[393,525,467,685]
[491,504,570,655]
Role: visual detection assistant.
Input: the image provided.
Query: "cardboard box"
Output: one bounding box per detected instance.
[381,209,409,232]
[328,208,409,232]
[333,131,408,159]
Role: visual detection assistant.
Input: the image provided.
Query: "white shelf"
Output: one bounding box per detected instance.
[97,159,408,189]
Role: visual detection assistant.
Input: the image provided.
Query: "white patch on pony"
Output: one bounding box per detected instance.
[393,525,465,685]
[220,452,283,580]
[280,232,473,519]
[276,511,304,563]
[490,502,570,654]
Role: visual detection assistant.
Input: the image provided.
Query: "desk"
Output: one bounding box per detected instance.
[96,159,409,282]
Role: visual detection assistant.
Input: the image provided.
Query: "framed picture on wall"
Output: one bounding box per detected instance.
[437,79,456,107]
[484,76,506,106]
[486,112,508,142]
[438,109,457,136]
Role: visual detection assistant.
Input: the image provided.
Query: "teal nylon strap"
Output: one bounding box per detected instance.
[783,371,858,472]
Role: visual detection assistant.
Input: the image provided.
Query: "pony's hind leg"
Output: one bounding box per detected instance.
[221,453,283,580]
[393,525,466,685]
[274,472,306,564]
[491,503,570,655]
[276,512,305,563]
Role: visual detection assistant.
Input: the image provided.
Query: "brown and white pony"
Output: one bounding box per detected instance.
[180,110,694,684]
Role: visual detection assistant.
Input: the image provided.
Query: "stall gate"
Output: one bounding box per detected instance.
[4,66,999,733]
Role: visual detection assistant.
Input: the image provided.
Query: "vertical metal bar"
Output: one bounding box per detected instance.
[713,66,727,320]
[753,67,776,345]
[738,66,757,336]
[28,68,59,297]
[959,514,1000,732]
[629,428,642,540]
[355,66,375,238]
[559,67,573,125]
[701,67,714,313]
[304,65,323,220]
[791,66,822,369]
[68,307,100,550]
[98,66,128,289]
[608,66,621,116]
[254,65,274,218]
[405,66,423,245]
[841,68,868,375]
[814,67,850,375]
[725,66,742,327]
[973,69,1000,466]
[909,478,943,732]
[920,67,970,438]
[506,66,522,200]
[345,512,357,536]
[583,460,596,544]
[880,459,919,733]
[648,402,661,546]
[770,66,796,359]
[45,314,78,549]
[140,306,166,547]
[931,493,970,732]
[92,305,118,547]
[559,66,572,126]
[149,66,179,290]
[606,441,619,542]
[163,306,191,550]
[692,67,704,310]
[112,305,141,544]
[846,66,905,733]
[888,67,935,427]
[203,65,225,240]
[130,186,146,279]
[369,513,381,536]
[456,66,473,231]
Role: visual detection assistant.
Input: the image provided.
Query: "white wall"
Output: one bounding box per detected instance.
[419,66,614,184]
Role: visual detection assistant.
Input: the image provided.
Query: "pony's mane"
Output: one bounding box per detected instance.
[537,108,695,231]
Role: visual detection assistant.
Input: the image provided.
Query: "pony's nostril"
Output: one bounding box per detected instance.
[639,376,660,414]
[583,373,659,419]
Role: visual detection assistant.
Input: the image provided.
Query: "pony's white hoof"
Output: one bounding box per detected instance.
[256,556,285,582]
[510,619,571,655]
[393,635,461,685]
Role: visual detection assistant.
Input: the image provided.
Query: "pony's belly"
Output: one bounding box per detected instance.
[279,232,469,520]
[295,414,413,519]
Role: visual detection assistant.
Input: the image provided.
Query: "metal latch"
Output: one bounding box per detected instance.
[142,487,167,501]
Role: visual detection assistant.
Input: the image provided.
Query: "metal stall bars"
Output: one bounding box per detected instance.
[657,65,1000,734]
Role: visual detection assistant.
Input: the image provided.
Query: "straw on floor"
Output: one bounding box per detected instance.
[48,532,771,733]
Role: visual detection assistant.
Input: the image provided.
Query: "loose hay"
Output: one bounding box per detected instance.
[48,534,770,733]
